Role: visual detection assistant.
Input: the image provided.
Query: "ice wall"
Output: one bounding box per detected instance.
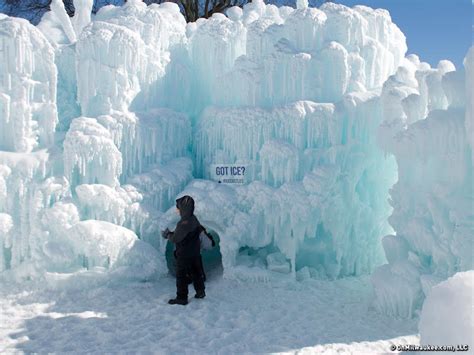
[0,0,405,282]
[0,0,470,294]
[185,2,406,111]
[191,98,397,278]
[183,1,406,278]
[371,53,473,318]
[0,18,58,153]
[0,16,59,274]
[0,4,192,282]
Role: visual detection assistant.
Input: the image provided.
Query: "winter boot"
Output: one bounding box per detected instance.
[168,298,188,305]
[194,291,206,299]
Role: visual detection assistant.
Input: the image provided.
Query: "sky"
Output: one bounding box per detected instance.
[333,0,473,68]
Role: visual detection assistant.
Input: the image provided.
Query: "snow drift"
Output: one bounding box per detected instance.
[419,271,473,351]
[0,0,472,318]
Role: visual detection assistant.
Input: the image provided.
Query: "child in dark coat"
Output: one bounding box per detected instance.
[162,195,206,305]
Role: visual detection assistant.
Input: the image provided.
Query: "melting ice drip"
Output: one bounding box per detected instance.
[0,0,472,318]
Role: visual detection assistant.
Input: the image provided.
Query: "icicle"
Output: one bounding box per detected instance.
[50,0,77,43]
[72,0,93,36]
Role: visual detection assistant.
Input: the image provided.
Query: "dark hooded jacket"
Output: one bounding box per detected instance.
[166,196,202,258]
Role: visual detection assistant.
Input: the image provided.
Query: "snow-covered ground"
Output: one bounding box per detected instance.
[1,271,419,354]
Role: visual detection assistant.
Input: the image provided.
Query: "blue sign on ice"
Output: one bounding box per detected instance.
[211,164,247,185]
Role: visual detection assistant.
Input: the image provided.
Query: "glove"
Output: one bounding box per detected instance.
[203,229,216,247]
[161,228,171,239]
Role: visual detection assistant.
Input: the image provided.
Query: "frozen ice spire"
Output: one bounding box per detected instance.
[296,0,309,10]
[50,0,94,43]
[73,0,93,37]
[50,0,77,43]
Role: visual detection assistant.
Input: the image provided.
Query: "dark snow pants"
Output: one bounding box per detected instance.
[176,256,205,300]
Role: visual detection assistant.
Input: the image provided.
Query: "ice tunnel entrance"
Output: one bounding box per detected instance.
[165,228,223,280]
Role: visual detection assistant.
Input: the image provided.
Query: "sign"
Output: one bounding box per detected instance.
[210,164,247,185]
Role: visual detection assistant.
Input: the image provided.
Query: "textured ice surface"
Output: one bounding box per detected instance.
[64,117,123,187]
[66,220,161,279]
[0,18,58,152]
[419,271,473,350]
[372,51,473,318]
[0,0,472,313]
[50,0,77,43]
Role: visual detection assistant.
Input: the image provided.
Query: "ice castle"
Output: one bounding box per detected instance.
[0,0,472,318]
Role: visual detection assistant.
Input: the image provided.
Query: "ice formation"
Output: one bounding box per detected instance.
[372,49,473,318]
[0,0,471,318]
[0,18,57,152]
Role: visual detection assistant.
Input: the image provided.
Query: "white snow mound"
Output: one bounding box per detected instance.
[419,271,474,351]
